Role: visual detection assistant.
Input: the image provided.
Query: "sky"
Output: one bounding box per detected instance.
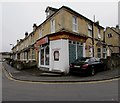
[0,0,119,52]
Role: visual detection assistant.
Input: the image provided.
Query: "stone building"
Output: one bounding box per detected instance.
[104,25,120,57]
[11,6,105,73]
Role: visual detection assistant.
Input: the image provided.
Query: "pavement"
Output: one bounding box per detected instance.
[2,62,120,82]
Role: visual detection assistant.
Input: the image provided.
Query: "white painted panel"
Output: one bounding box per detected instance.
[83,43,86,57]
[49,39,69,73]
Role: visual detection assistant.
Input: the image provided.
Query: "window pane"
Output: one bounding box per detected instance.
[45,46,49,65]
[41,49,44,65]
[97,48,101,52]
[77,45,83,58]
[51,19,55,33]
[39,29,42,38]
[73,16,77,32]
[88,30,92,37]
[97,48,101,58]
[69,44,76,64]
[88,24,92,30]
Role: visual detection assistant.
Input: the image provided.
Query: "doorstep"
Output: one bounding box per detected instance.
[40,72,63,77]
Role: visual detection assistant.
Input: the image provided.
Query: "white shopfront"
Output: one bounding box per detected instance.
[36,32,87,74]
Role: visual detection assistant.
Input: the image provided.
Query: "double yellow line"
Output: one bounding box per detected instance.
[2,65,120,85]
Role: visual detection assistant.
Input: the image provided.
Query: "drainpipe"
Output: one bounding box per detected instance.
[92,23,94,57]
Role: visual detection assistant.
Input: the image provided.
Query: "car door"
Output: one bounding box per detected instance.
[89,58,99,72]
[94,58,103,72]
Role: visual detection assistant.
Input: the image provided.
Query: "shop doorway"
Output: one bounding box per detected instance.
[39,45,49,68]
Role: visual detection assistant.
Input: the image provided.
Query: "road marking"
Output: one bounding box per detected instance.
[2,65,120,85]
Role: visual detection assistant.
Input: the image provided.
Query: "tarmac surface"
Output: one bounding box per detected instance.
[2,62,120,82]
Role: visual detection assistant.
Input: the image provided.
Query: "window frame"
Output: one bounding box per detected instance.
[51,18,55,33]
[97,48,101,58]
[107,33,113,38]
[72,16,78,32]
[88,23,92,37]
[98,28,101,39]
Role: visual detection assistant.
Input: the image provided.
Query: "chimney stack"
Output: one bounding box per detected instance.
[20,39,23,42]
[116,25,119,32]
[33,23,37,31]
[95,21,99,25]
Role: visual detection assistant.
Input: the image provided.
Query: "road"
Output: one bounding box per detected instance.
[1,62,119,102]
[0,62,2,102]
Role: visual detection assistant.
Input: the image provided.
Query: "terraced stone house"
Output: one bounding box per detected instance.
[11,6,105,74]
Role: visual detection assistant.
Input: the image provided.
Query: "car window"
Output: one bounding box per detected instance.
[88,58,96,64]
[84,59,89,63]
[74,57,90,63]
[95,58,100,62]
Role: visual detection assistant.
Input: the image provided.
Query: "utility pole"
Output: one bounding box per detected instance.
[93,15,95,22]
[92,15,96,57]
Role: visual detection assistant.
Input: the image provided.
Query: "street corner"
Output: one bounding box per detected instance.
[2,62,120,84]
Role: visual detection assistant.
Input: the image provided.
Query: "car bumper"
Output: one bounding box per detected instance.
[69,68,89,75]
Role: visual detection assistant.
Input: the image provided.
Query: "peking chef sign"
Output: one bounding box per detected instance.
[35,36,48,51]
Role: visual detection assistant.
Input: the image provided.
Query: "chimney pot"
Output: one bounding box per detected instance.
[116,25,119,29]
[25,32,28,37]
[17,40,19,44]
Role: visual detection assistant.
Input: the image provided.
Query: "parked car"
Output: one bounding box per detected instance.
[5,58,14,66]
[6,58,37,70]
[0,58,5,62]
[15,59,37,70]
[69,57,107,76]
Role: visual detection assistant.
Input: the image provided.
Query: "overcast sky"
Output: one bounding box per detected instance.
[0,1,119,52]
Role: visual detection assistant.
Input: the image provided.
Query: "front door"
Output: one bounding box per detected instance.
[39,45,49,68]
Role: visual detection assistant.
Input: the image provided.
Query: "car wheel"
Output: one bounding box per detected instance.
[91,68,95,76]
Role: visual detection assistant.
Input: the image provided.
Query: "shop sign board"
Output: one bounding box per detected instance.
[36,37,48,46]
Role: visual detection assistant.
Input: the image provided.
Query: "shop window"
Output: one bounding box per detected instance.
[45,46,49,65]
[77,45,83,59]
[72,16,78,32]
[69,40,72,44]
[69,40,83,64]
[41,48,44,65]
[40,45,49,66]
[77,42,80,45]
[69,43,76,63]
[80,43,83,45]
[73,41,76,44]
